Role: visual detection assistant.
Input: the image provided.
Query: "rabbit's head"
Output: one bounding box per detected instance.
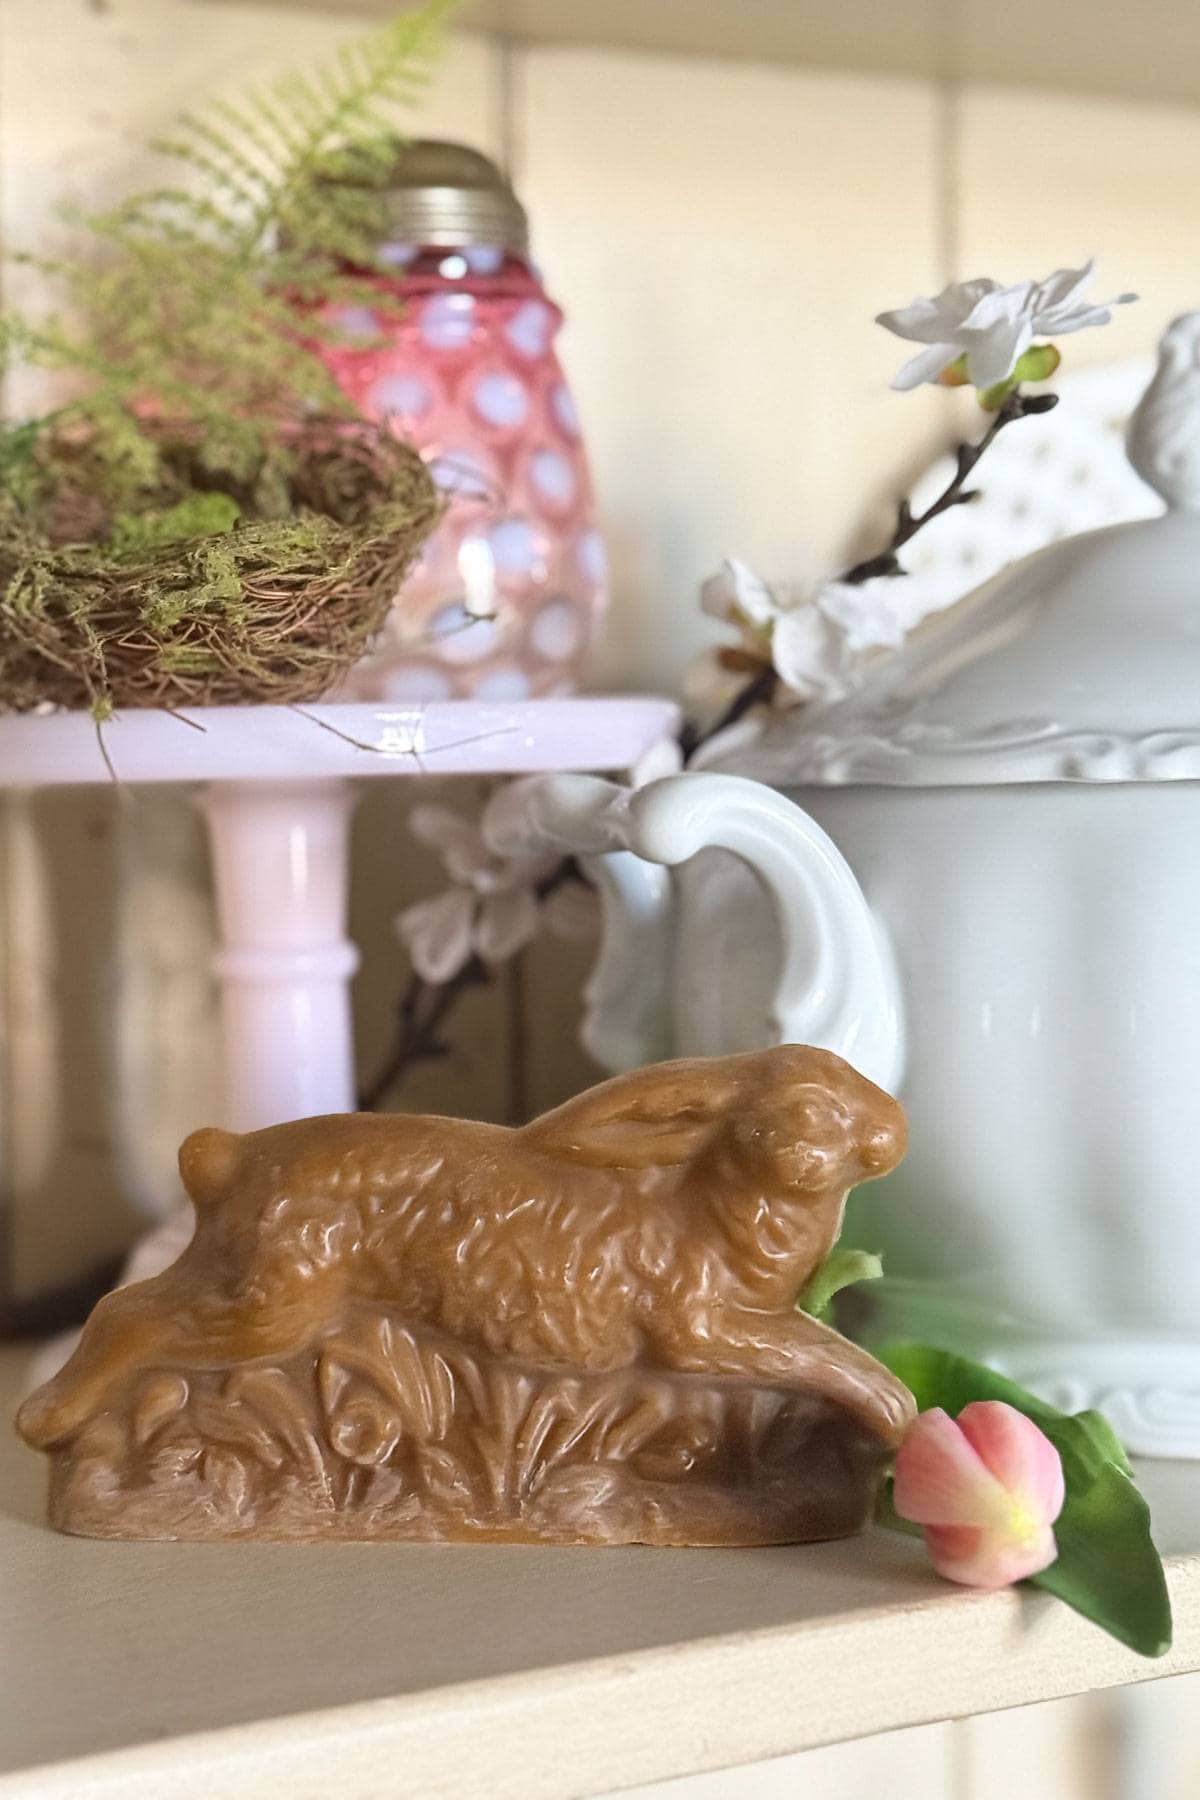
[521,1045,904,1196]
[717,1045,905,1198]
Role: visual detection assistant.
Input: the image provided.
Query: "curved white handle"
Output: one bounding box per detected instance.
[630,773,903,1090]
[483,771,905,1091]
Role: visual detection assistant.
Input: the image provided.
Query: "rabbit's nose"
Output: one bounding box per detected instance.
[860,1118,902,1175]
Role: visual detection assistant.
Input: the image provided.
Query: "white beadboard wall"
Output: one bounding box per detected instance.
[5,0,1199,1276]
[2,5,1200,1791]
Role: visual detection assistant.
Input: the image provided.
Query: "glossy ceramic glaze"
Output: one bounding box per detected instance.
[489,319,1200,1456]
[792,784,1200,1315]
[18,1049,912,1545]
[322,251,605,703]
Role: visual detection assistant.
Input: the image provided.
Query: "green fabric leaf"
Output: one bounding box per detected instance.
[796,1248,883,1322]
[1071,1408,1136,1480]
[877,1342,1172,1659]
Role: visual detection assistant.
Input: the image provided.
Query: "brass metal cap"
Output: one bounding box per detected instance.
[377,139,529,255]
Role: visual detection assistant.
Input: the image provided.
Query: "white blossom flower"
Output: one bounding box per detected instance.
[397,803,597,983]
[815,576,909,654]
[700,556,779,631]
[699,557,909,707]
[701,557,846,694]
[768,605,854,703]
[877,260,1136,392]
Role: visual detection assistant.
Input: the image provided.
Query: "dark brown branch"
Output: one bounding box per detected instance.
[357,860,587,1110]
[688,388,1059,748]
[357,959,490,1111]
[840,388,1058,586]
[678,660,779,761]
[363,387,1059,1108]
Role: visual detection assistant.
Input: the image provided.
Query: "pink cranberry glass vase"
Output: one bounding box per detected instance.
[321,142,606,703]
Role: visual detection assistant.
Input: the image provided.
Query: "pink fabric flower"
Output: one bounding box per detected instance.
[894,1401,1065,1589]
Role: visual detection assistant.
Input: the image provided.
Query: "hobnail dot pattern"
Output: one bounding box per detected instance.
[322,263,606,700]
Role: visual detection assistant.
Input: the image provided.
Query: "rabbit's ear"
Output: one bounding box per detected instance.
[522,1061,739,1169]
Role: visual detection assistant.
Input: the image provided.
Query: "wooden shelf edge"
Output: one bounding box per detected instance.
[3,1538,1196,1798]
[193,0,1200,112]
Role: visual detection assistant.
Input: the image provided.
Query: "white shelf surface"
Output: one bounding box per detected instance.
[2,1348,1198,1799]
[252,0,1200,109]
[0,698,680,788]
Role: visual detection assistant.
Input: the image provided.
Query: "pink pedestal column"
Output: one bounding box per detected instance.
[200,782,360,1132]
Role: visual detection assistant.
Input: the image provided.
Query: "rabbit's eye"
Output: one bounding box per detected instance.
[793,1091,841,1135]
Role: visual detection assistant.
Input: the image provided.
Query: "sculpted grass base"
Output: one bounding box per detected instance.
[17,1046,914,1546]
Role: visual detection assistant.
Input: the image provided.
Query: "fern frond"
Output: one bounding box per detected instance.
[84,191,244,250]
[208,96,302,171]
[151,2,450,281]
[3,0,459,522]
[0,312,41,371]
[146,130,270,221]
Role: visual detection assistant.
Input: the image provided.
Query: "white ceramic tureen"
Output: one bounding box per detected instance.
[487,313,1200,1457]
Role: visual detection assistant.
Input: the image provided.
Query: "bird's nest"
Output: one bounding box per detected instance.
[0,421,439,717]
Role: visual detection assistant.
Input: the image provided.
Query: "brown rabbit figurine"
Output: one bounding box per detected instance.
[18,1046,916,1547]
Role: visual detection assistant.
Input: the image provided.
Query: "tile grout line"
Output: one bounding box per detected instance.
[0,0,13,1320]
[933,0,964,288]
[494,16,520,180]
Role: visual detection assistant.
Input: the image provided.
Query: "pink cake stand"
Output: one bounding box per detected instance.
[0,698,679,1131]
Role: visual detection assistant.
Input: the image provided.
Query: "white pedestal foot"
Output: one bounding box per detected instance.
[200,781,360,1131]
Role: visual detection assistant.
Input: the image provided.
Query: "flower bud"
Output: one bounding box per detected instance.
[893,1400,1065,1589]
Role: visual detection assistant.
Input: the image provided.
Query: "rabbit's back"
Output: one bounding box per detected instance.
[186,1108,728,1371]
[358,1142,667,1368]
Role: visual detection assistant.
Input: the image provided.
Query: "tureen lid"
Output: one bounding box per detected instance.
[709,314,1200,788]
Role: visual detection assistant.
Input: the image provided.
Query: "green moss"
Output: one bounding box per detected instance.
[0,10,453,715]
[0,1,457,498]
[110,493,241,557]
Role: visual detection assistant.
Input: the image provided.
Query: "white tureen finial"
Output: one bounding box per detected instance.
[1127,311,1200,510]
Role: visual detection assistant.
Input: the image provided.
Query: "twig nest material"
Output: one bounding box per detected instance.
[0,422,439,716]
